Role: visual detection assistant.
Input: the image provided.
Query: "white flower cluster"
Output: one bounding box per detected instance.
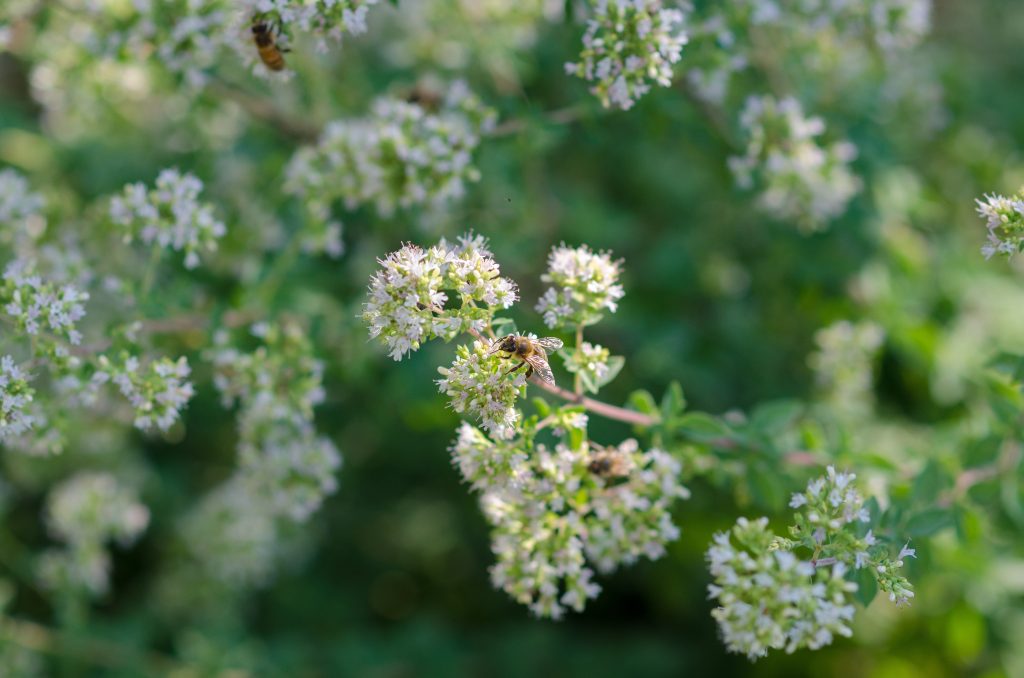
[707,517,857,660]
[438,341,526,440]
[208,322,339,522]
[583,440,689,572]
[452,425,688,618]
[285,82,496,220]
[808,320,885,417]
[109,168,227,269]
[707,467,915,659]
[363,235,517,361]
[536,244,624,329]
[0,168,44,227]
[729,95,860,230]
[2,261,89,347]
[38,472,150,596]
[788,466,870,525]
[243,0,378,42]
[976,190,1024,259]
[97,354,195,432]
[565,0,688,110]
[0,355,35,441]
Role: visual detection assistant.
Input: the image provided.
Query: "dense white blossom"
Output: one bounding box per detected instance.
[729,95,860,229]
[566,0,688,110]
[0,355,35,441]
[707,468,916,659]
[363,235,517,360]
[451,426,688,618]
[536,244,624,329]
[438,342,526,440]
[109,168,227,269]
[976,190,1024,259]
[285,82,495,220]
[707,517,857,660]
[39,473,149,596]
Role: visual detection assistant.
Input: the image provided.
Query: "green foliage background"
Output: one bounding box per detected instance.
[1,0,1023,675]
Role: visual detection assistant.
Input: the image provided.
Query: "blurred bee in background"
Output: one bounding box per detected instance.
[251,17,288,71]
[587,444,634,480]
[404,82,444,111]
[489,334,563,386]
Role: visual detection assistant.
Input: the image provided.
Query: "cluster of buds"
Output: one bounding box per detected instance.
[565,0,688,110]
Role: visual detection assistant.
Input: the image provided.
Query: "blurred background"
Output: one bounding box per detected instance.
[0,0,1023,675]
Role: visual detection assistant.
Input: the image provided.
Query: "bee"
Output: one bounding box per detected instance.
[587,445,633,479]
[489,334,563,386]
[404,83,444,111]
[251,17,288,72]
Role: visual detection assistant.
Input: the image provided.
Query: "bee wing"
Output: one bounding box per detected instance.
[535,337,564,351]
[525,353,556,385]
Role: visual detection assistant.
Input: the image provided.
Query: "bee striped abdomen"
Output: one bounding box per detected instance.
[252,22,286,71]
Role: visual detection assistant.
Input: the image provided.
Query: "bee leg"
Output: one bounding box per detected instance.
[504,360,528,377]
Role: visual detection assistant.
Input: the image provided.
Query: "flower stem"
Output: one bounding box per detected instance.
[466,326,657,426]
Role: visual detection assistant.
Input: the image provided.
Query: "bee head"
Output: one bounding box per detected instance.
[489,335,517,355]
[251,20,269,35]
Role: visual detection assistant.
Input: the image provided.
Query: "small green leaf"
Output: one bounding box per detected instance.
[580,370,599,394]
[677,412,731,442]
[749,400,803,437]
[905,508,954,537]
[852,566,878,607]
[660,381,686,421]
[913,460,945,505]
[532,398,551,417]
[628,389,658,415]
[747,463,785,509]
[595,355,625,388]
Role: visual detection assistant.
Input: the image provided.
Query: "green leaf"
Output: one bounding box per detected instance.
[913,460,946,505]
[677,412,731,442]
[660,381,686,422]
[749,400,804,437]
[905,508,954,537]
[747,463,785,509]
[628,389,658,416]
[580,370,599,394]
[852,566,878,607]
[532,398,551,417]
